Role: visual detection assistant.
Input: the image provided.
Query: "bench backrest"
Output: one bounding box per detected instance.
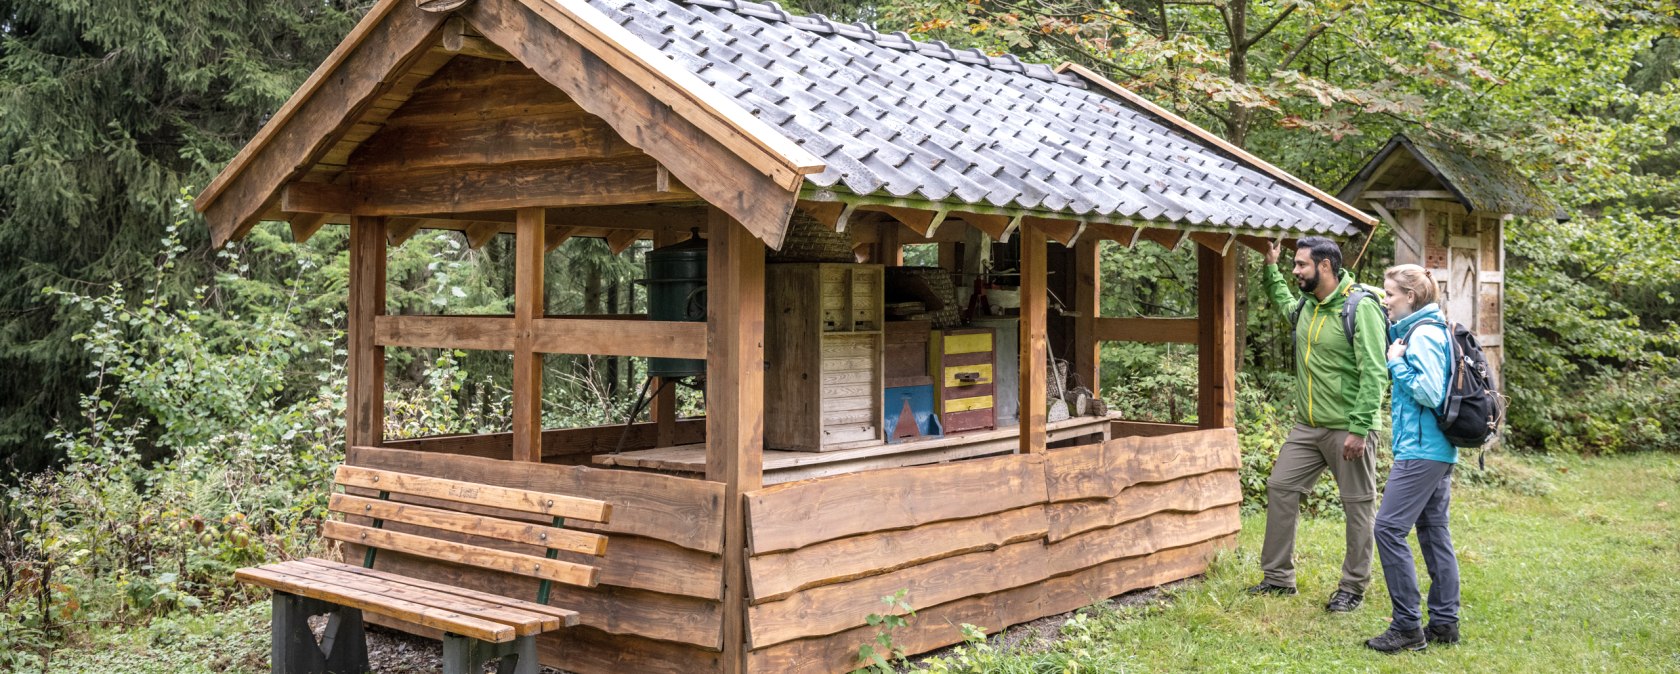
[324,465,612,591]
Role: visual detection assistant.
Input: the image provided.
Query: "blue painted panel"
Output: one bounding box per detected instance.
[884,384,943,443]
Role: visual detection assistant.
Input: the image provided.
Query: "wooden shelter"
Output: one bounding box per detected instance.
[1339,134,1565,387]
[196,0,1373,671]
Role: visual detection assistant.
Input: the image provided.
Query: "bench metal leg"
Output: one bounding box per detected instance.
[271,591,370,674]
[442,634,538,674]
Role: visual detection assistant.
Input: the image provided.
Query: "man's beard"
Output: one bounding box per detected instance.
[1295,269,1321,293]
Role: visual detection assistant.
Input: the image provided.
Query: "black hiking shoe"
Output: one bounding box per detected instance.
[1325,590,1364,613]
[1245,582,1298,596]
[1365,627,1427,653]
[1425,622,1460,644]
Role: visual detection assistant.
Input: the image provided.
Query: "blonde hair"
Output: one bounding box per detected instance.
[1384,264,1438,306]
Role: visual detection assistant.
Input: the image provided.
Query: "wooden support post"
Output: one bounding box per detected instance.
[1072,239,1100,393]
[1019,225,1048,454]
[1197,246,1237,429]
[876,219,904,266]
[705,207,765,673]
[348,216,386,448]
[512,207,546,462]
[938,241,959,273]
[651,228,681,447]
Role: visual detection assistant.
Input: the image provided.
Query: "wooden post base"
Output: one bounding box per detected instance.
[271,592,369,674]
[441,633,539,674]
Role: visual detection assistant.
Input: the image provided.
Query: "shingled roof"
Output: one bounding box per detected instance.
[590,0,1369,237]
[1338,134,1567,220]
[194,0,1372,248]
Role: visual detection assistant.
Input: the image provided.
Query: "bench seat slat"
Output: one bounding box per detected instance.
[298,558,580,625]
[259,560,557,634]
[335,465,612,522]
[236,565,516,643]
[323,520,599,587]
[329,493,607,556]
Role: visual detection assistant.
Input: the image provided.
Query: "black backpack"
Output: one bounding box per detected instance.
[1290,285,1388,348]
[1401,319,1505,449]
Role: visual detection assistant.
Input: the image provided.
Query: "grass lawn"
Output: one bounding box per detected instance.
[914,452,1680,673]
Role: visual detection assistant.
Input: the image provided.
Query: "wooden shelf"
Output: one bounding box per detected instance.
[595,415,1115,485]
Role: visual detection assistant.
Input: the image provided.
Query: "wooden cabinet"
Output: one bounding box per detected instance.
[765,264,886,451]
[930,327,996,433]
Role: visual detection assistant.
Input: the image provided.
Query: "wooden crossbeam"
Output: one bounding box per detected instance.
[531,319,708,359]
[1094,317,1198,344]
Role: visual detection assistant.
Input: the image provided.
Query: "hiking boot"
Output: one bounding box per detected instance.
[1245,582,1298,596]
[1324,590,1364,613]
[1365,627,1427,653]
[1425,622,1460,644]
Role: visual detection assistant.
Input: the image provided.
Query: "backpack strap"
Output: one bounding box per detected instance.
[1399,318,1453,416]
[1340,287,1387,348]
[1289,295,1310,330]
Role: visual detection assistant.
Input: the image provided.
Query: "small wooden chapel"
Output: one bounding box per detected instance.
[194,0,1375,671]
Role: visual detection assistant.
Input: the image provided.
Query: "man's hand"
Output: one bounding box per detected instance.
[1342,433,1366,461]
[1387,339,1408,362]
[1265,240,1281,266]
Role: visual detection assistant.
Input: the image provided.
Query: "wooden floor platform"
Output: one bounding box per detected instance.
[594,415,1113,484]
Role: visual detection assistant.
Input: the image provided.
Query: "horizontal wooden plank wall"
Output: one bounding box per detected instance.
[740,429,1240,673]
[346,446,727,672]
[383,418,707,462]
[374,314,707,359]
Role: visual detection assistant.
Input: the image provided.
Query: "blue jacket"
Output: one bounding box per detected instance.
[1387,304,1458,463]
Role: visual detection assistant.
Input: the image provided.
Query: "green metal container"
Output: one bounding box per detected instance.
[639,229,708,379]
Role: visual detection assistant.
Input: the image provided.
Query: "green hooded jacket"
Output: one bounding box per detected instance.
[1263,265,1389,437]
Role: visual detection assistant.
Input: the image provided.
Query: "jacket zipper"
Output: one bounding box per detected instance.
[1302,303,1331,427]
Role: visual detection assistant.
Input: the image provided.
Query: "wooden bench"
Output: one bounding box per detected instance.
[236,464,612,674]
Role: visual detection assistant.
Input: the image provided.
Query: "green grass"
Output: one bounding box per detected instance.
[916,453,1680,673]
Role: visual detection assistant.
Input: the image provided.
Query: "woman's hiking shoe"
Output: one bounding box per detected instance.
[1425,622,1460,644]
[1365,627,1427,653]
[1325,590,1364,612]
[1245,582,1298,596]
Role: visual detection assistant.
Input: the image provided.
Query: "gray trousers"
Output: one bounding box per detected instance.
[1261,423,1378,594]
[1375,459,1460,631]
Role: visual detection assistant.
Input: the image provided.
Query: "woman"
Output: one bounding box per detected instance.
[1365,264,1462,653]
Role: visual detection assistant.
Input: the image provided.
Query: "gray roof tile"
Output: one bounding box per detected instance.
[591,0,1362,236]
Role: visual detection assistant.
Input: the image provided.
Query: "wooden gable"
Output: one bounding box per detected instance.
[194,0,824,249]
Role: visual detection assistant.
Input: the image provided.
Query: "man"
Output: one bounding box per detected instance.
[1248,237,1389,613]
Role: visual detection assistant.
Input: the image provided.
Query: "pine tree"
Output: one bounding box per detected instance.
[0,0,373,476]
